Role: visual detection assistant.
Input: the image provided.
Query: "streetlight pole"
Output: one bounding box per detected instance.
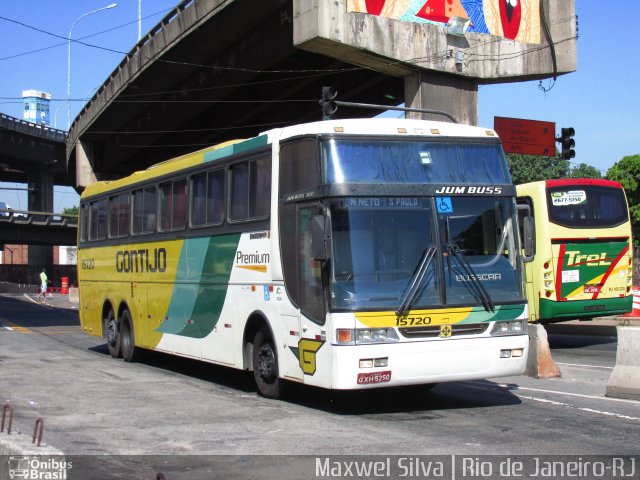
[138,0,142,41]
[67,3,118,130]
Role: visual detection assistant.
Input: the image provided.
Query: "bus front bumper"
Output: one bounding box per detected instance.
[330,334,529,390]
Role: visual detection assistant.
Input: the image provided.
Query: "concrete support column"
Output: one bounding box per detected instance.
[76,139,97,188]
[27,170,54,283]
[404,71,478,126]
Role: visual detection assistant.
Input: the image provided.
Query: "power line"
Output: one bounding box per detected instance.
[0,7,173,62]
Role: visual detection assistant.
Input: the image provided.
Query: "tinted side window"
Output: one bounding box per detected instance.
[159,179,187,232]
[191,170,225,227]
[230,162,249,221]
[80,204,89,243]
[230,156,271,222]
[132,186,157,235]
[251,156,271,218]
[279,139,320,197]
[89,199,107,241]
[109,193,129,238]
[207,170,225,224]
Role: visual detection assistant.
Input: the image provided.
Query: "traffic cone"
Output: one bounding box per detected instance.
[622,286,640,317]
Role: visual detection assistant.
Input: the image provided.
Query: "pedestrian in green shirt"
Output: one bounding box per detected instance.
[37,268,48,300]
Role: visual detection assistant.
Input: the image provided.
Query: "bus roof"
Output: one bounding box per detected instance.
[545,178,623,189]
[262,118,498,143]
[82,118,499,199]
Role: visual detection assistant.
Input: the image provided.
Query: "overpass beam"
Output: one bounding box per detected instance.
[27,170,54,281]
[76,139,97,188]
[404,71,478,126]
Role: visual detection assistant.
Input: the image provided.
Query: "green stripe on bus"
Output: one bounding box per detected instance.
[539,295,632,321]
[458,304,526,323]
[157,233,241,338]
[204,135,269,163]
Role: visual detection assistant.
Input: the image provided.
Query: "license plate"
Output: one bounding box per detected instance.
[357,371,392,385]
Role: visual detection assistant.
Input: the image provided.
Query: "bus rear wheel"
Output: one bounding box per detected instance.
[252,328,284,399]
[120,310,140,363]
[105,310,121,358]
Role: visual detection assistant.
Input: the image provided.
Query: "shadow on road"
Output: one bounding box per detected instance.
[0,293,79,328]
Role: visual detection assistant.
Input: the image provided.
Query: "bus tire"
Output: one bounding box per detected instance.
[105,310,121,358]
[120,310,140,363]
[252,328,284,399]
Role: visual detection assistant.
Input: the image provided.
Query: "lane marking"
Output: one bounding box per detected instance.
[497,384,640,405]
[518,395,640,422]
[557,362,614,370]
[500,383,638,405]
[469,381,639,405]
[23,293,40,304]
[0,319,31,334]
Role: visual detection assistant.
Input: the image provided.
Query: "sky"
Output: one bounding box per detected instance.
[1,1,639,212]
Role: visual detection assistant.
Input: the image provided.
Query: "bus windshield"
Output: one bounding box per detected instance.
[323,139,510,184]
[547,184,629,228]
[328,196,524,311]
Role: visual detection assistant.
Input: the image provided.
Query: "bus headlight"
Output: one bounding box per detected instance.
[336,328,400,344]
[490,319,527,336]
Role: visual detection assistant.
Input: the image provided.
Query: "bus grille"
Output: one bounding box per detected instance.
[399,323,489,338]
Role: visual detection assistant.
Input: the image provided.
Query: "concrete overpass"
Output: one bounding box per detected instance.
[0,113,72,188]
[0,114,76,275]
[67,0,577,187]
[0,210,77,246]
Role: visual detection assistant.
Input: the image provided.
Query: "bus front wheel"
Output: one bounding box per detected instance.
[105,310,121,358]
[252,328,284,399]
[120,310,140,363]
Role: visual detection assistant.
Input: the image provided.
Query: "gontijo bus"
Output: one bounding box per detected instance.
[78,118,529,398]
[516,179,633,323]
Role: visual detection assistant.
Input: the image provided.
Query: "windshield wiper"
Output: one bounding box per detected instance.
[396,245,437,316]
[447,244,495,312]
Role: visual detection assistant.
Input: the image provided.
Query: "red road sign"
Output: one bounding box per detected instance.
[494,116,556,156]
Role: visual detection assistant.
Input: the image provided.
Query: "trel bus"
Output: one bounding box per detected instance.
[78,118,529,398]
[516,178,634,323]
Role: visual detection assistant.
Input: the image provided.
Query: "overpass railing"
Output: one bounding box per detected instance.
[71,0,197,135]
[0,113,67,143]
[0,208,77,227]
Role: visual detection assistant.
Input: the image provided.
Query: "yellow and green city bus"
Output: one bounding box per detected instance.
[516,178,634,324]
[78,118,530,398]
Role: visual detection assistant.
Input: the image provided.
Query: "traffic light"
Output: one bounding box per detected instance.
[559,127,575,160]
[320,87,338,120]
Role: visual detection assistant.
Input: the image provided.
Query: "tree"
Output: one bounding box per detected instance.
[568,163,602,179]
[506,152,569,185]
[607,155,640,248]
[63,206,79,216]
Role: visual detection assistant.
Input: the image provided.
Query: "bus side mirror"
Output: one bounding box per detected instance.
[517,204,535,262]
[311,215,329,261]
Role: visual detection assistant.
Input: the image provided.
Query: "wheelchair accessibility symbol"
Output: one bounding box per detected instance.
[436,197,453,213]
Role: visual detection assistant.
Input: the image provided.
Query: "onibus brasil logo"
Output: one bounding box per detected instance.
[8,456,72,480]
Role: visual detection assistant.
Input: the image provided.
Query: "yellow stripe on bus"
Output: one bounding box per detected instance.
[356,307,473,328]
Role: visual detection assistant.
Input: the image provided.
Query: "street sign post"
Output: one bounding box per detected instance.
[494,116,556,156]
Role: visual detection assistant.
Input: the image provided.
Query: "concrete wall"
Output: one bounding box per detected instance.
[293,0,576,82]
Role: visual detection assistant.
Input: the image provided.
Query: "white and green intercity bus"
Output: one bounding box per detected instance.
[78,118,529,398]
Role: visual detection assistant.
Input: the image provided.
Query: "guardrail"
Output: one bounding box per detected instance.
[71,0,197,133]
[0,208,77,227]
[0,113,67,142]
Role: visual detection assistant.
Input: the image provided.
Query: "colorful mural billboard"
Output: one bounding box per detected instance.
[347,0,541,44]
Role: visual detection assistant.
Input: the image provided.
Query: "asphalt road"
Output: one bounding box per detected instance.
[0,293,638,479]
